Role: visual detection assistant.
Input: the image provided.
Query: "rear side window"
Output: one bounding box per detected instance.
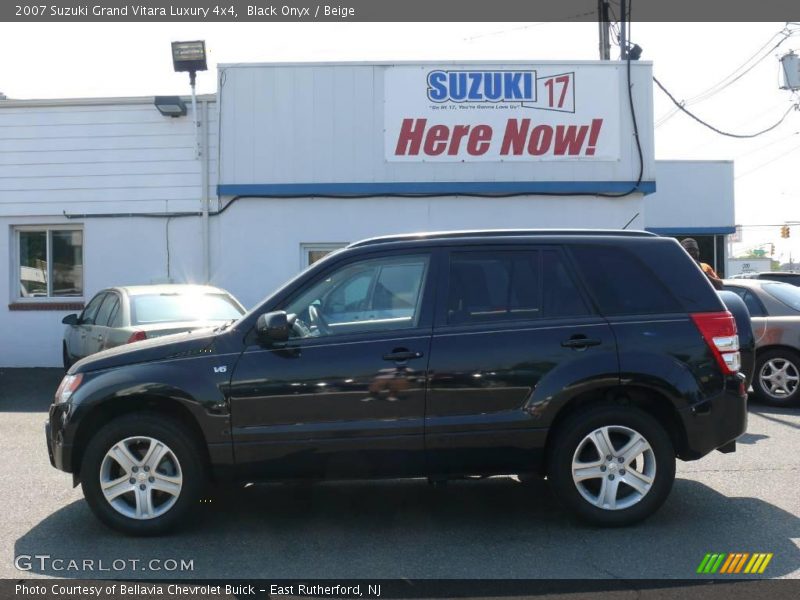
[446,249,588,324]
[542,250,589,317]
[571,245,681,316]
[723,286,767,317]
[448,251,540,324]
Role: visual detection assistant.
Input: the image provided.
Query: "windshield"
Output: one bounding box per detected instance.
[763,283,800,313]
[131,293,244,325]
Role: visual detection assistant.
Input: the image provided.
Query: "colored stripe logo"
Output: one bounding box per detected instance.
[697,553,773,574]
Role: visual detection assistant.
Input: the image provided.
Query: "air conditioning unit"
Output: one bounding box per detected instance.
[780,51,800,90]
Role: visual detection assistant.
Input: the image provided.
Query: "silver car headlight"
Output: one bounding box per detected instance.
[55,373,83,404]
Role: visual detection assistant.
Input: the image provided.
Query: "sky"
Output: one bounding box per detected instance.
[1,21,799,262]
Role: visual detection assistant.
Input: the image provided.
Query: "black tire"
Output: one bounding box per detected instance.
[80,412,206,536]
[752,348,800,407]
[62,344,72,371]
[547,404,675,527]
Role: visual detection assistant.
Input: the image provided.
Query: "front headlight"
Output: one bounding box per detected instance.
[54,373,83,404]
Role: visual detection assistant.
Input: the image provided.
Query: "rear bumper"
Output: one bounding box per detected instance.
[678,374,748,460]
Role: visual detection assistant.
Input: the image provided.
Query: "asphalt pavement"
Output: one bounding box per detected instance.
[1,368,798,580]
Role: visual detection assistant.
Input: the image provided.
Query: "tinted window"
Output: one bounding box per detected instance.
[284,254,430,338]
[80,293,106,324]
[94,294,119,327]
[447,251,541,324]
[571,245,681,316]
[723,286,767,317]
[763,283,800,312]
[542,250,589,317]
[131,293,243,325]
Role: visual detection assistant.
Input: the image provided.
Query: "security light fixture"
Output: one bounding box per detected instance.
[169,40,208,158]
[171,40,207,85]
[626,43,643,61]
[154,96,187,118]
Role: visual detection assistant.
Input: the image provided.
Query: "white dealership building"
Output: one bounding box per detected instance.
[0,60,735,367]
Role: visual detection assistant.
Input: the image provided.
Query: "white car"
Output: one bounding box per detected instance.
[61,284,246,369]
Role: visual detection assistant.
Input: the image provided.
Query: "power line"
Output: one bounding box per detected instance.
[735,141,800,179]
[654,24,799,129]
[683,26,797,106]
[653,77,798,138]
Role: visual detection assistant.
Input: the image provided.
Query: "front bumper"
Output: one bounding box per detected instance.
[678,374,748,460]
[46,403,73,473]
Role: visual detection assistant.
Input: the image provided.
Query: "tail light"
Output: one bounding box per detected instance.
[127,330,147,344]
[690,311,741,375]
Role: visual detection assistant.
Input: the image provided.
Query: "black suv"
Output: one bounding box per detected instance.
[46,230,748,535]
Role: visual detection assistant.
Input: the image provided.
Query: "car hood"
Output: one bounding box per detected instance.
[69,327,221,374]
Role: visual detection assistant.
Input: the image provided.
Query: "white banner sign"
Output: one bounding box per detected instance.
[384,65,621,162]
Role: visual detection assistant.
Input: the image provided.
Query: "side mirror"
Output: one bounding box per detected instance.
[62,314,79,325]
[256,311,290,343]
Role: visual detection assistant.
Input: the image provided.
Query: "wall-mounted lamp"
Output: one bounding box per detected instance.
[153,96,187,117]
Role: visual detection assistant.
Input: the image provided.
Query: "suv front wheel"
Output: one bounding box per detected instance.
[80,413,205,536]
[547,405,675,527]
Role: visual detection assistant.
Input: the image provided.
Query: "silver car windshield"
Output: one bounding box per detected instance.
[131,293,244,325]
[763,283,800,313]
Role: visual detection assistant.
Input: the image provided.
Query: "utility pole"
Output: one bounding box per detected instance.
[619,0,627,58]
[597,0,611,60]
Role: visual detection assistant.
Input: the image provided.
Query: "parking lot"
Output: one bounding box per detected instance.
[2,368,798,580]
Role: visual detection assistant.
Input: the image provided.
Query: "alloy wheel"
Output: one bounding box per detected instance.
[759,358,799,400]
[571,425,656,511]
[99,436,183,520]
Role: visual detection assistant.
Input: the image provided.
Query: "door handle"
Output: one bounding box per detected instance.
[383,349,423,362]
[561,336,602,350]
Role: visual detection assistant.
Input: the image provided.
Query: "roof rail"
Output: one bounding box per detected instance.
[348,229,656,248]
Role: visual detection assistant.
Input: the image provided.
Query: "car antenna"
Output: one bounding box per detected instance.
[621,212,640,230]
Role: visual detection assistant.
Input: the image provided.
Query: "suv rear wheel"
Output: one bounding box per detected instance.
[80,413,205,536]
[547,405,675,526]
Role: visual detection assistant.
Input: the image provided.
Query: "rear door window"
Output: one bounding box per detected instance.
[447,251,541,324]
[571,245,681,316]
[542,250,590,318]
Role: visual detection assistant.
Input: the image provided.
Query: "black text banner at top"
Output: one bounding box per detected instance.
[5,0,800,22]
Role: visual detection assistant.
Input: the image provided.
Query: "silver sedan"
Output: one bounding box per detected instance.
[722,279,800,406]
[62,284,245,369]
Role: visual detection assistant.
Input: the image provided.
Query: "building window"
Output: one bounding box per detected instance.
[16,226,83,300]
[300,243,347,269]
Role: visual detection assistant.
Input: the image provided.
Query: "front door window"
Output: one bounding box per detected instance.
[283,255,430,338]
